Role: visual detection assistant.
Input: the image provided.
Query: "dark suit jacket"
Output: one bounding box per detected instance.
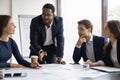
[103,39,120,67]
[73,35,108,63]
[29,15,64,58]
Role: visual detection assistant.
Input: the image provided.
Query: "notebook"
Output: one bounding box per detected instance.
[91,66,120,73]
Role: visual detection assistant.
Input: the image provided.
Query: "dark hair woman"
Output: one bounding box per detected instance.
[0,15,39,68]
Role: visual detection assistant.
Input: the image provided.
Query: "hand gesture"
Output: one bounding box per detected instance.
[85,59,95,67]
[30,62,40,68]
[38,51,47,61]
[77,35,86,46]
[56,58,66,64]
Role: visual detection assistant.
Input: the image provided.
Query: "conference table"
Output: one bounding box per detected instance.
[1,64,120,80]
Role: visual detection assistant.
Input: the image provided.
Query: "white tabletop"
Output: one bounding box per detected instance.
[3,64,107,80]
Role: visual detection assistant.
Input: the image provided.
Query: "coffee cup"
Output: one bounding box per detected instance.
[31,55,38,63]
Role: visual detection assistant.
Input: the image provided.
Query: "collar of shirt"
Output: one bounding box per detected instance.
[87,35,93,44]
[45,20,53,29]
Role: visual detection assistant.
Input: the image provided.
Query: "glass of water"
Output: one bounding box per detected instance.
[82,63,90,71]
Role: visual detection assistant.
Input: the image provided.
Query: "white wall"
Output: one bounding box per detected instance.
[61,0,102,63]
[0,0,11,15]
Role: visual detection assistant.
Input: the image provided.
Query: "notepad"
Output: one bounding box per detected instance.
[91,66,120,73]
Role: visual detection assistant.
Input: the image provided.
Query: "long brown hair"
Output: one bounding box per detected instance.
[103,20,120,54]
[0,15,11,37]
[107,20,120,39]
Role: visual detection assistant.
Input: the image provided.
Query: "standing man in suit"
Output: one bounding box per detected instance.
[73,19,108,64]
[29,3,64,64]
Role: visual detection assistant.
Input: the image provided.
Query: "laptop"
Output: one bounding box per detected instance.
[91,66,120,73]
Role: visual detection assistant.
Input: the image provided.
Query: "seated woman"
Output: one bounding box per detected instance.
[0,15,40,68]
[86,20,120,68]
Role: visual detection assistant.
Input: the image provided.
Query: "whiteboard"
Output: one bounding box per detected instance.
[18,15,36,57]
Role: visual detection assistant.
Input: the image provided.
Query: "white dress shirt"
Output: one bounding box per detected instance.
[43,22,53,46]
[86,35,95,62]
